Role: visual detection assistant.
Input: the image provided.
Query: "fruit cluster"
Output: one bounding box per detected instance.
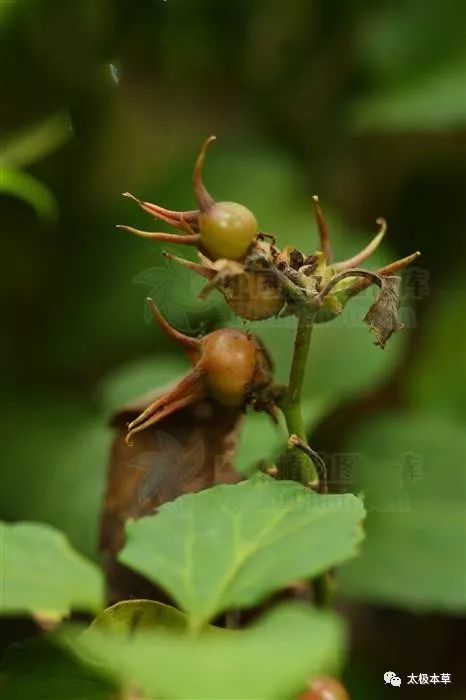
[120,136,419,444]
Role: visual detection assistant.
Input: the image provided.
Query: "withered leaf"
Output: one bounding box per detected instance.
[100,388,243,603]
[364,275,404,348]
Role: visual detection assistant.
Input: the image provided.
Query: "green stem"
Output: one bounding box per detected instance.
[280,315,317,486]
[280,314,333,608]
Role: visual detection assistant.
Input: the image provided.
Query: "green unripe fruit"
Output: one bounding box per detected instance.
[199,201,257,261]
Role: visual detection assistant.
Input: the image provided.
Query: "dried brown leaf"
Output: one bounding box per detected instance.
[100,389,242,603]
[364,276,404,348]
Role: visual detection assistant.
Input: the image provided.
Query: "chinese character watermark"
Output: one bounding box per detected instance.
[384,671,452,688]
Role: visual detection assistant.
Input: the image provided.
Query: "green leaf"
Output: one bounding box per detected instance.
[0,637,115,700]
[0,167,58,222]
[339,413,466,612]
[0,522,104,620]
[63,603,346,700]
[119,474,365,629]
[91,599,201,635]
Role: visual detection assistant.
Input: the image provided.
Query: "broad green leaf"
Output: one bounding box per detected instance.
[63,603,346,700]
[0,167,57,221]
[0,637,115,700]
[119,474,365,628]
[340,413,466,611]
[0,522,104,619]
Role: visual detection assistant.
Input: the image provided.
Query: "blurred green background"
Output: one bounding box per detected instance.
[1,0,465,697]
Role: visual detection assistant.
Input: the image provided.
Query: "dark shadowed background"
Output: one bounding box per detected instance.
[1,1,465,697]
